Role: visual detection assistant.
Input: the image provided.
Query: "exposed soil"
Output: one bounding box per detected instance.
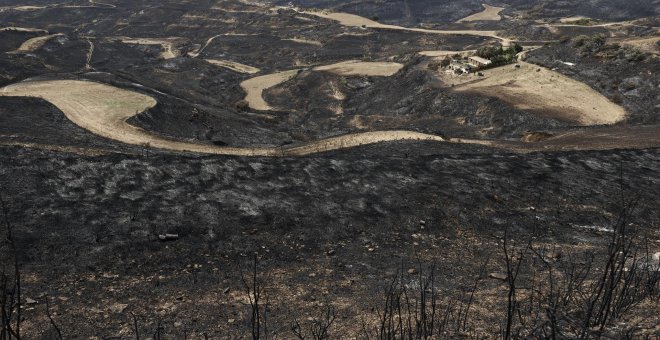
[457,4,505,23]
[300,10,504,41]
[117,37,185,60]
[313,60,404,76]
[445,62,627,125]
[240,70,301,111]
[206,59,261,74]
[10,33,64,53]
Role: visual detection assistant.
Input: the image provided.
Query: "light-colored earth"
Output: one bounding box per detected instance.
[285,38,323,46]
[313,60,403,76]
[419,50,475,58]
[0,141,115,156]
[240,70,301,110]
[1,80,655,156]
[11,33,63,53]
[0,80,466,156]
[457,4,505,23]
[118,38,182,59]
[612,36,660,55]
[85,39,94,70]
[445,62,626,125]
[0,27,48,33]
[187,34,222,58]
[206,59,261,74]
[3,0,115,11]
[559,16,590,23]
[240,61,405,110]
[300,10,504,41]
[12,5,48,11]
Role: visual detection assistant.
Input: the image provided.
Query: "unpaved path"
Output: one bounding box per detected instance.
[285,38,323,46]
[240,61,405,111]
[0,80,463,156]
[11,33,63,53]
[419,50,475,57]
[187,34,222,58]
[118,38,182,59]
[12,5,48,11]
[88,0,115,8]
[84,39,95,70]
[4,0,115,11]
[313,60,403,76]
[559,16,589,23]
[240,70,300,110]
[457,4,505,22]
[444,62,626,125]
[1,80,656,155]
[611,36,660,55]
[206,59,260,74]
[511,125,660,152]
[0,27,48,33]
[299,10,505,41]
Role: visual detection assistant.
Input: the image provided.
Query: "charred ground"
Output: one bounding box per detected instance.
[0,0,659,338]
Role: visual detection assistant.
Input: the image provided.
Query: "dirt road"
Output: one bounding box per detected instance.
[118,38,182,59]
[1,80,656,156]
[313,60,403,76]
[0,80,461,156]
[240,70,301,110]
[11,33,63,53]
[299,10,505,41]
[206,59,261,74]
[240,61,404,111]
[457,4,505,22]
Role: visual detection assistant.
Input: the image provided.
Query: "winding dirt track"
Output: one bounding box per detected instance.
[206,59,261,74]
[0,27,48,33]
[118,38,181,59]
[314,60,403,76]
[240,70,300,111]
[239,61,405,111]
[2,80,657,156]
[457,4,505,23]
[299,10,505,42]
[0,80,468,156]
[11,33,63,53]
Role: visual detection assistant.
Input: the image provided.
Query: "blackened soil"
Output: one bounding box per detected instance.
[1,145,659,337]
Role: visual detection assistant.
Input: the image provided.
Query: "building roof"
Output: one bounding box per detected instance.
[468,56,492,65]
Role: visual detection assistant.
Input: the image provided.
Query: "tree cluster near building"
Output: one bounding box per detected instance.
[475,43,523,67]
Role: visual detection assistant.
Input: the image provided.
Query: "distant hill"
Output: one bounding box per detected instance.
[273,0,660,23]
